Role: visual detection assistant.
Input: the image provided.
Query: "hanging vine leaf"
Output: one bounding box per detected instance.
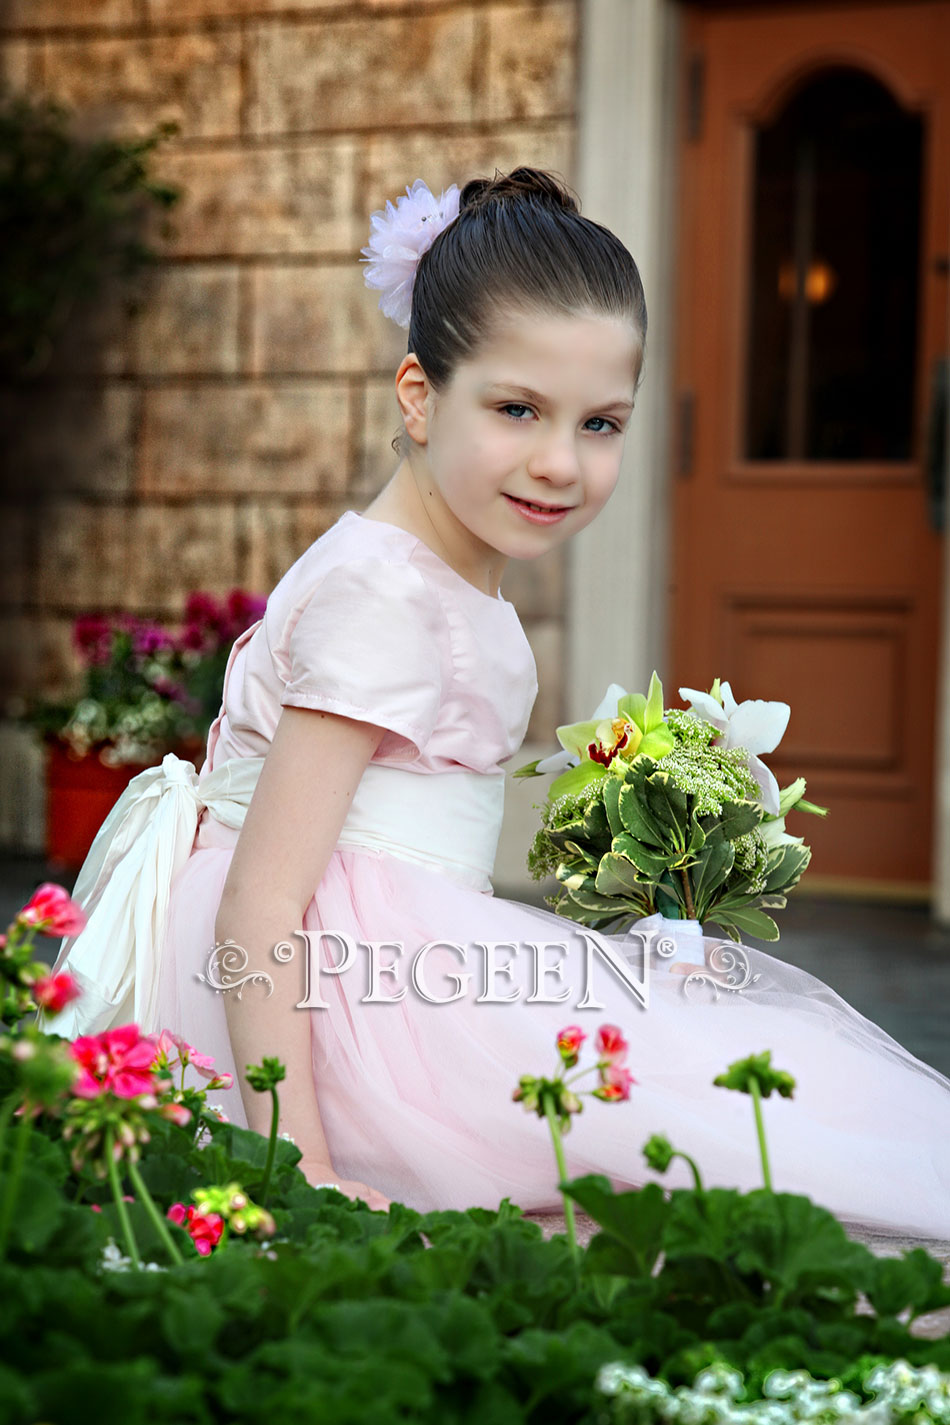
[0,85,182,381]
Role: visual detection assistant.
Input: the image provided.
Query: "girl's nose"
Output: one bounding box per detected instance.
[525,428,582,486]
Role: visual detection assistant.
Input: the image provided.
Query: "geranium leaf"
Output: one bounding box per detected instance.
[560,1176,668,1277]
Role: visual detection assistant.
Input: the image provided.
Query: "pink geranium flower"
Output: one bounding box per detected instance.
[595,1024,629,1066]
[70,1024,160,1100]
[159,1102,193,1128]
[556,1025,587,1068]
[182,1045,216,1075]
[593,1064,636,1102]
[17,884,86,937]
[152,1029,231,1090]
[31,971,82,1015]
[153,1028,215,1072]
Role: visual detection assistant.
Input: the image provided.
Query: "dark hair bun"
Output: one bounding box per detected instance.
[405,161,647,408]
[459,166,580,216]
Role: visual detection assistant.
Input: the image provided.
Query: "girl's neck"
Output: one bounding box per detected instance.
[360,462,508,600]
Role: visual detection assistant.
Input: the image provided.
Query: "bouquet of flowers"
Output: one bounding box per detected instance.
[25,589,266,767]
[516,674,826,942]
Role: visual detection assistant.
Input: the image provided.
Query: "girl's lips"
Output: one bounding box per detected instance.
[503,493,573,525]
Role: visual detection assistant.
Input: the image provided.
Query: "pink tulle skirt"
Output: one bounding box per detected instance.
[155,812,950,1239]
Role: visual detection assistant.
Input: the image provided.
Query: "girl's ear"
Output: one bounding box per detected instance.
[394,354,431,446]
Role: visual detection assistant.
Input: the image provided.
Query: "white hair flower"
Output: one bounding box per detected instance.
[360,178,461,328]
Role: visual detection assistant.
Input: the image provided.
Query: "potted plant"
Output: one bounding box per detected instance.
[23,589,266,871]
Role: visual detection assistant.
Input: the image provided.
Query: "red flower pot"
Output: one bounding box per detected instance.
[44,738,204,874]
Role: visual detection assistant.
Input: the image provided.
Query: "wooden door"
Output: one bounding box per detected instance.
[671,2,950,894]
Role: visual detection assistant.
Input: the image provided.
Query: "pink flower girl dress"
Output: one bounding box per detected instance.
[41,509,950,1240]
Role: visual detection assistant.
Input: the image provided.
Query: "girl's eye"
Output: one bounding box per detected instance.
[498,405,621,435]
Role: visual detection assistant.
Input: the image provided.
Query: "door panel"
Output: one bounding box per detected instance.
[671,2,950,892]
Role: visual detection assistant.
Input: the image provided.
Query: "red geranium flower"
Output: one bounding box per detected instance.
[167,1202,225,1256]
[32,971,82,1015]
[70,1024,160,1101]
[17,884,86,937]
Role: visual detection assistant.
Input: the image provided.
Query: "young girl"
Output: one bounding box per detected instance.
[42,167,950,1237]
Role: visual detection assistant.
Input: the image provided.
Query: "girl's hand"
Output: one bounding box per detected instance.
[298,1158,392,1212]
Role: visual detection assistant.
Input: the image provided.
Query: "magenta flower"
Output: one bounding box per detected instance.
[17,883,87,938]
[595,1024,629,1066]
[72,614,113,666]
[183,591,222,625]
[226,588,267,635]
[31,971,82,1015]
[131,623,175,658]
[179,623,208,652]
[70,1024,160,1101]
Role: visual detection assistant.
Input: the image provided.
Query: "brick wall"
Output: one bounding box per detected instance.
[0,0,578,852]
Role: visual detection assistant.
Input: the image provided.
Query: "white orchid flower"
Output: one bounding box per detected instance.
[759,816,805,850]
[678,679,790,816]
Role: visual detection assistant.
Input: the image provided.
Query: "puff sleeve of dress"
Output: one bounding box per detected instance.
[278,555,446,763]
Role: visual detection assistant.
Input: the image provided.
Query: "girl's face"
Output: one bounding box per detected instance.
[415,309,642,567]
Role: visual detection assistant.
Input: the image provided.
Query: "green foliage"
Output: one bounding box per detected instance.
[0,83,181,380]
[2,1089,948,1423]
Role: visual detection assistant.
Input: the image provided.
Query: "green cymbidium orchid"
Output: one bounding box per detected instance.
[546,672,675,801]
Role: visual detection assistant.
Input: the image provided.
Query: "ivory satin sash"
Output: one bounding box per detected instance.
[36,752,505,1041]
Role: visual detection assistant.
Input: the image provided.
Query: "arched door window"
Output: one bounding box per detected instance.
[744,67,923,461]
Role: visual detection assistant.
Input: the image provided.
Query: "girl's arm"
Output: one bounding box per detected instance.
[214,706,386,1201]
